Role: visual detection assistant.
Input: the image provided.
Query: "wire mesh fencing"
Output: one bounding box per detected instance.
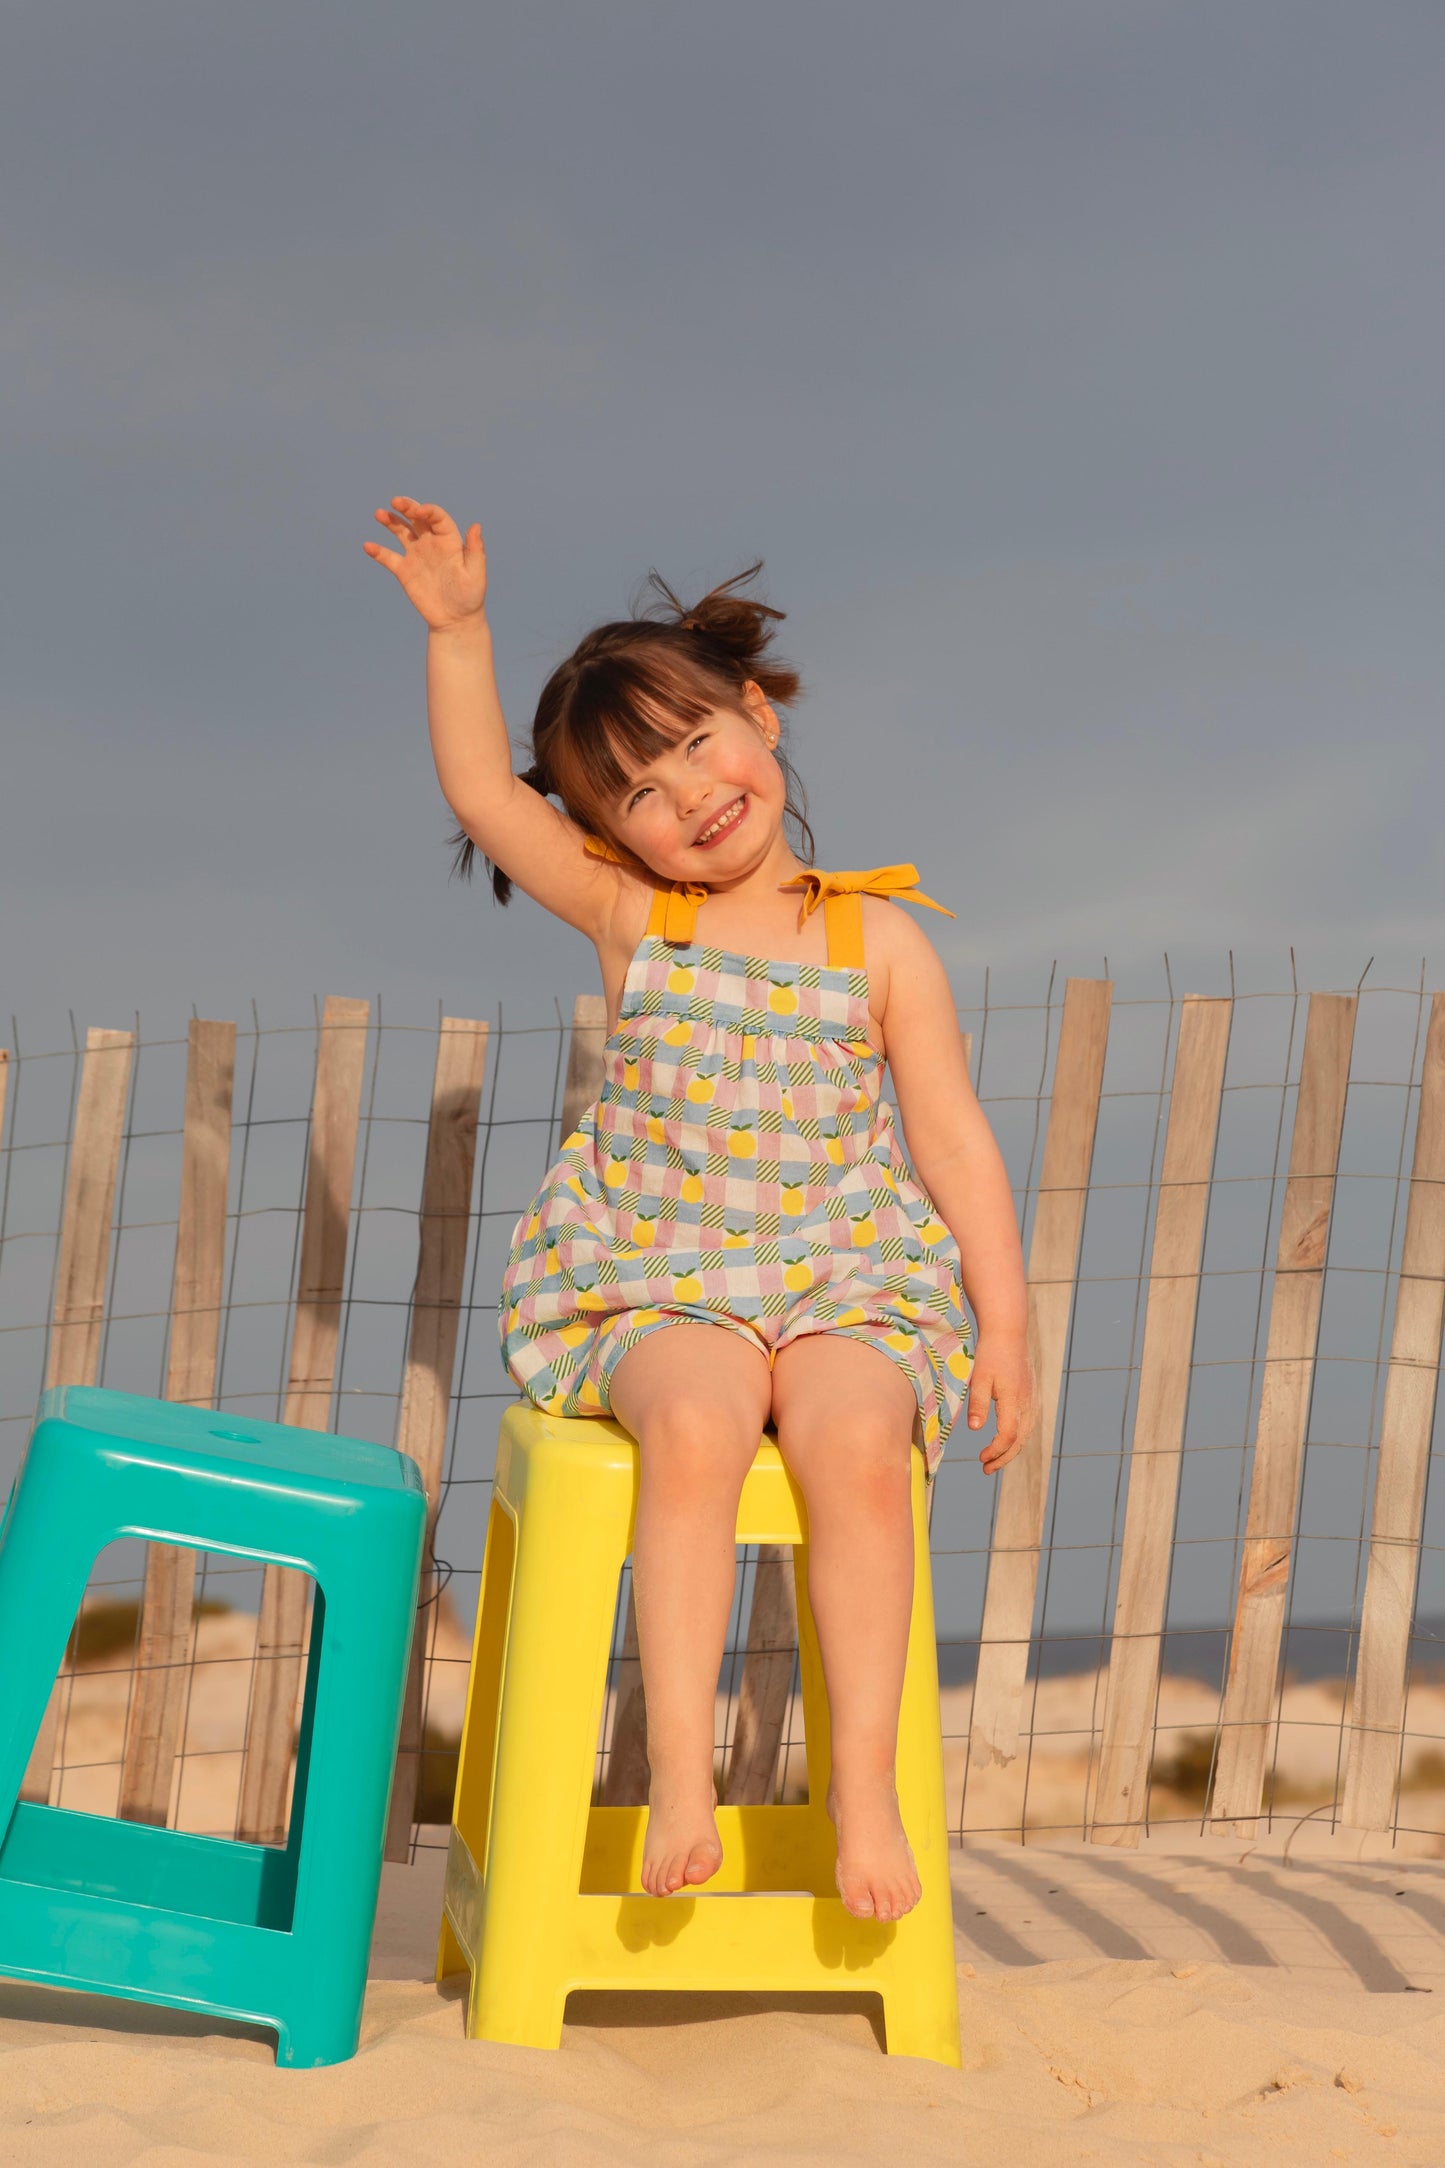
[1,956,1442,1860]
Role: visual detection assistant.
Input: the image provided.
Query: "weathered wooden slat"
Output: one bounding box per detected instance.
[384,1016,490,1857]
[44,1029,135,1394]
[1210,991,1356,1832]
[1342,992,1445,1830]
[724,1546,799,1804]
[561,994,608,1141]
[969,979,1113,1771]
[22,1026,136,1804]
[1090,997,1232,1844]
[236,996,370,1846]
[118,1020,236,1827]
[602,1589,650,1808]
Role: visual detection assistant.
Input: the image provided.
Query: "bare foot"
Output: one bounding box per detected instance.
[827,1774,922,1922]
[641,1780,723,1897]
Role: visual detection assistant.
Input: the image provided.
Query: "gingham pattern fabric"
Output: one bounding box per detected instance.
[499,925,974,1470]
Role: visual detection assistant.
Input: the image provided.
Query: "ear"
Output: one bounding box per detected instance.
[741,679,780,746]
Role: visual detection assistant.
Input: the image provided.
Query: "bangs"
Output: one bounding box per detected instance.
[546,645,736,823]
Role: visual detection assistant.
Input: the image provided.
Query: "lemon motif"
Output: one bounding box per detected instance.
[723,1226,750,1249]
[646,1115,666,1145]
[780,1184,805,1216]
[631,1216,658,1248]
[782,1261,813,1293]
[663,1019,692,1047]
[946,1347,973,1380]
[632,1307,662,1327]
[622,1059,641,1090]
[576,1378,605,1410]
[835,1305,867,1326]
[525,1211,541,1240]
[780,1092,795,1119]
[885,1328,914,1354]
[680,1172,705,1203]
[767,979,799,1016]
[919,1217,947,1246]
[558,1322,590,1346]
[544,1244,560,1275]
[849,1214,878,1247]
[727,1126,758,1159]
[667,965,696,995]
[685,1075,716,1104]
[603,1158,629,1188]
[824,1138,845,1165]
[672,1273,704,1302]
[576,1289,609,1311]
[562,1130,585,1153]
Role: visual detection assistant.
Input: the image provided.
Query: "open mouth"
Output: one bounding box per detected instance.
[693,796,748,849]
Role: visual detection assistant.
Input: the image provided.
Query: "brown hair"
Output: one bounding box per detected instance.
[449,561,814,900]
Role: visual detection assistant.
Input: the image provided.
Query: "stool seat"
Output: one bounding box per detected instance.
[440,1405,961,2065]
[0,1386,426,2067]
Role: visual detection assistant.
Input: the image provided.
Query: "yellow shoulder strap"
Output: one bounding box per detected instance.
[782,864,953,974]
[822,892,865,970]
[646,882,707,943]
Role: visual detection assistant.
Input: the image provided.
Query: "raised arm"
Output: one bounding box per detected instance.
[364,498,622,938]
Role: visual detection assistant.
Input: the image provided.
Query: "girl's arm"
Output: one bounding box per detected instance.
[877,914,1035,1471]
[365,498,625,940]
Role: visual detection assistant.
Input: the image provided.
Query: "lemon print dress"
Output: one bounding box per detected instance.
[499,865,974,1471]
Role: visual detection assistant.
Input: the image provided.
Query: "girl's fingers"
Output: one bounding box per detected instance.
[394,497,457,540]
[363,541,405,571]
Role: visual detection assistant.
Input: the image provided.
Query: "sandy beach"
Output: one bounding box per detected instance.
[2,1838,1445,2164]
[7,1615,1445,2161]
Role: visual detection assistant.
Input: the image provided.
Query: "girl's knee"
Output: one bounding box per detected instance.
[780,1416,914,1504]
[636,1404,759,1504]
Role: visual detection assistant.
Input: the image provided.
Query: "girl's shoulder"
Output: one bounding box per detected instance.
[858,887,952,960]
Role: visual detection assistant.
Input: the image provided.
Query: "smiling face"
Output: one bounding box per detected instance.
[608,684,794,887]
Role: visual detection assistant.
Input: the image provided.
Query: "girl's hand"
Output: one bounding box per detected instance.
[967,1328,1035,1475]
[363,497,487,630]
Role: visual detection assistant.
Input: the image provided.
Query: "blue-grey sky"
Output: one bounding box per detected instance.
[5,0,1443,1051]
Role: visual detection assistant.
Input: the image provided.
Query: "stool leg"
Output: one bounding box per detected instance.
[465,1463,628,2050]
[440,1497,516,1986]
[0,1479,106,1813]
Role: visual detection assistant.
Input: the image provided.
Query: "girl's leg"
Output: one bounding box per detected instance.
[609,1323,772,1896]
[769,1333,921,1922]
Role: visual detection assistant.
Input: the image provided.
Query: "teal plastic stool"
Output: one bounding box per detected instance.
[0,1386,426,2067]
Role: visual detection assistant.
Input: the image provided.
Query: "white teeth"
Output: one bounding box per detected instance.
[697,799,744,844]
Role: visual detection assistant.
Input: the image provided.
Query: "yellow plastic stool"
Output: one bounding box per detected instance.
[438,1404,961,2066]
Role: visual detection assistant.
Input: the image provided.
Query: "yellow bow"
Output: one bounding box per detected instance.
[779,864,955,927]
[582,833,625,864]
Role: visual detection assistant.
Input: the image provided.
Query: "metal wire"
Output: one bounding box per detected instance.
[2,966,1443,1852]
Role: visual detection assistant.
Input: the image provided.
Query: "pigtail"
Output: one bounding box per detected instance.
[642,562,802,712]
[449,759,553,903]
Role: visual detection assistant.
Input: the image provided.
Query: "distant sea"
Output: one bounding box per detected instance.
[933,1618,1445,1691]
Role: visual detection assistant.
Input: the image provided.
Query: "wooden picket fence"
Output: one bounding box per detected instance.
[3,973,1444,1852]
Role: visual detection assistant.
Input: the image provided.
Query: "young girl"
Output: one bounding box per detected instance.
[365,498,1034,1924]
